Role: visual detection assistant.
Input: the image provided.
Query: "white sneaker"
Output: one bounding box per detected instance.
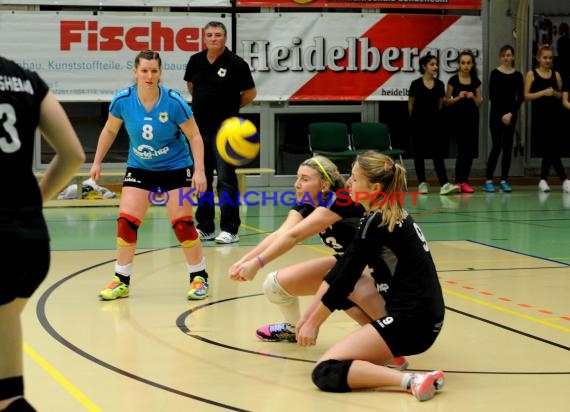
[563,179,570,193]
[197,229,215,241]
[538,179,551,193]
[440,182,460,195]
[418,182,429,194]
[409,371,445,401]
[215,231,239,244]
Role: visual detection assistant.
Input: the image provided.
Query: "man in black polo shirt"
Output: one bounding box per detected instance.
[184,21,257,244]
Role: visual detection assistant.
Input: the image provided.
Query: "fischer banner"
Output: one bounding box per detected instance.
[238,13,482,101]
[237,0,482,10]
[0,12,229,101]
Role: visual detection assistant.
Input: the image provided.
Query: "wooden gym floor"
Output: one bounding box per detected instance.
[19,186,570,411]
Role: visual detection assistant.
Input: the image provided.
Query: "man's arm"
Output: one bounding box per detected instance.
[240,87,256,108]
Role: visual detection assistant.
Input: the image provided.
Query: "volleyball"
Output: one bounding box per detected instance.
[216,117,260,166]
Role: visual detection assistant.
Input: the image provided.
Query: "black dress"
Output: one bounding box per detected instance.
[409,77,446,158]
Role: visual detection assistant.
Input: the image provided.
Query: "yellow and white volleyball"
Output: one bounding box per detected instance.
[216,117,260,166]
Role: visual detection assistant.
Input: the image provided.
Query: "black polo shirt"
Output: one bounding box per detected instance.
[184,47,255,131]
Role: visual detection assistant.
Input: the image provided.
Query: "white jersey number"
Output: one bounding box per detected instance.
[141,123,154,141]
[0,104,22,153]
[413,222,430,252]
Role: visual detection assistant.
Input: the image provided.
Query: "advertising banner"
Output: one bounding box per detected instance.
[0,1,230,6]
[238,13,482,101]
[237,0,482,10]
[0,12,229,101]
[0,12,481,101]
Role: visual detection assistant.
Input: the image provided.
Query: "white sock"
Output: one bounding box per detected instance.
[401,373,414,390]
[279,297,301,327]
[115,262,133,277]
[187,257,206,273]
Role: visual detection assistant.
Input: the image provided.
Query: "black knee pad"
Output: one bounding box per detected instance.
[312,359,353,393]
[0,376,24,400]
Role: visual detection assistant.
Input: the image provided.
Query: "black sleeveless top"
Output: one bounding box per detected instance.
[0,56,50,240]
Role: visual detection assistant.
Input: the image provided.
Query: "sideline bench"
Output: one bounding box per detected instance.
[34,170,124,200]
[35,167,275,204]
[235,167,275,193]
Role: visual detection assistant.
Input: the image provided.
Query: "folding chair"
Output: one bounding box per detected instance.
[351,122,405,165]
[351,122,407,189]
[308,122,358,160]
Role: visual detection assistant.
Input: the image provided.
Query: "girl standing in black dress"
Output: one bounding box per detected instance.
[484,45,524,193]
[444,50,482,193]
[408,54,459,195]
[524,44,570,193]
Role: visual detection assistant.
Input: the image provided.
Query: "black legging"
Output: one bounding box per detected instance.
[454,128,478,184]
[414,157,450,186]
[486,117,515,181]
[540,155,568,182]
[534,114,568,182]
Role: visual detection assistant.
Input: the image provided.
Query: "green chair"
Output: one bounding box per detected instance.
[351,122,407,190]
[351,122,405,165]
[308,122,358,160]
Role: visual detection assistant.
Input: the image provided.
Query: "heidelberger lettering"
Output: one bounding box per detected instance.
[242,37,475,74]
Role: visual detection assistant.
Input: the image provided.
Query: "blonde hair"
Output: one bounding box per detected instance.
[354,150,407,232]
[301,156,345,190]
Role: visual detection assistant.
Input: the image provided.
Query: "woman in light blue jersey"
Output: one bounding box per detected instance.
[90,50,210,301]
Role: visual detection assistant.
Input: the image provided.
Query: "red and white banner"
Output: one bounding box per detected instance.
[0,12,229,101]
[238,13,482,100]
[237,0,482,10]
[0,0,229,6]
[0,12,481,101]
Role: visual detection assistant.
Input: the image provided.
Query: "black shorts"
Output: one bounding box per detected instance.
[122,167,193,192]
[371,313,444,357]
[0,240,50,304]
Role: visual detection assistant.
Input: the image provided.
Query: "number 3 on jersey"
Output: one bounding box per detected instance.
[0,104,22,153]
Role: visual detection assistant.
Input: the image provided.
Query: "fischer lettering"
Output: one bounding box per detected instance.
[60,21,203,52]
[242,37,477,74]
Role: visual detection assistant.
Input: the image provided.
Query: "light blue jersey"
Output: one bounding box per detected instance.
[109,85,194,170]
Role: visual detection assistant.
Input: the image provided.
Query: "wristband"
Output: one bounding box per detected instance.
[256,255,265,268]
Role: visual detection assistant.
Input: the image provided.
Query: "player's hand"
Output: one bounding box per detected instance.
[90,164,102,181]
[229,260,258,281]
[228,260,244,278]
[192,170,207,194]
[228,261,245,280]
[296,320,319,347]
